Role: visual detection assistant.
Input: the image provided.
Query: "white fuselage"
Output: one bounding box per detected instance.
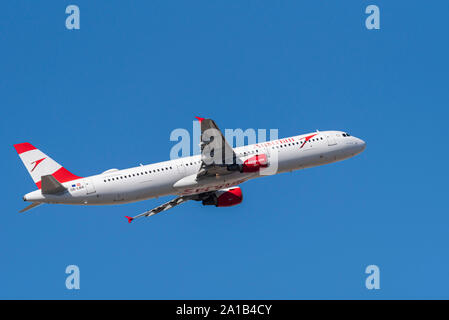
[23,131,366,205]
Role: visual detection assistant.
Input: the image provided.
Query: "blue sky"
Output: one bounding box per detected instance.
[1,1,448,299]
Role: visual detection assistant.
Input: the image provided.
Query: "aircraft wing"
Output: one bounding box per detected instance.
[125,195,194,223]
[196,117,240,179]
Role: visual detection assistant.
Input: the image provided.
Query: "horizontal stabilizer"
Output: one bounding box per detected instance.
[41,175,67,194]
[19,202,43,213]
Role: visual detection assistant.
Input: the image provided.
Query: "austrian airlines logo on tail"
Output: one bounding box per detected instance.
[30,158,46,172]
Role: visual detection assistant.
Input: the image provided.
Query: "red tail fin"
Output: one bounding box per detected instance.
[14,142,82,189]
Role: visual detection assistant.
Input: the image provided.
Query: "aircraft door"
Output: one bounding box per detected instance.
[327,134,337,146]
[177,160,186,175]
[85,179,96,194]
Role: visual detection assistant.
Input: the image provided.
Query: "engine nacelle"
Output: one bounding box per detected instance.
[241,154,268,173]
[202,187,243,207]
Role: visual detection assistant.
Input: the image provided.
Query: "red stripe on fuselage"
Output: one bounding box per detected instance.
[35,167,82,189]
[52,167,82,183]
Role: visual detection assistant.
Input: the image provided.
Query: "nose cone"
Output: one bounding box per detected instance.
[355,138,366,154]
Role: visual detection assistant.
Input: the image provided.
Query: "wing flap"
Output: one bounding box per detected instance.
[125,195,193,222]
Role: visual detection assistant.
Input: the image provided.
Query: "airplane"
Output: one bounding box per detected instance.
[14,117,366,222]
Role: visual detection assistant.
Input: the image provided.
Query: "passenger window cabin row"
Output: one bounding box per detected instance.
[269,137,324,150]
[104,166,174,183]
[104,159,207,183]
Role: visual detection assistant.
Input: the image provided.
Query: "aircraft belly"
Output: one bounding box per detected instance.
[176,172,253,196]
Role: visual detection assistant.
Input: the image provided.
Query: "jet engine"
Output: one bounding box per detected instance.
[201,187,243,207]
[241,154,268,173]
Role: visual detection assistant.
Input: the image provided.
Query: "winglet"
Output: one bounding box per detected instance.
[125,216,134,223]
[195,116,205,123]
